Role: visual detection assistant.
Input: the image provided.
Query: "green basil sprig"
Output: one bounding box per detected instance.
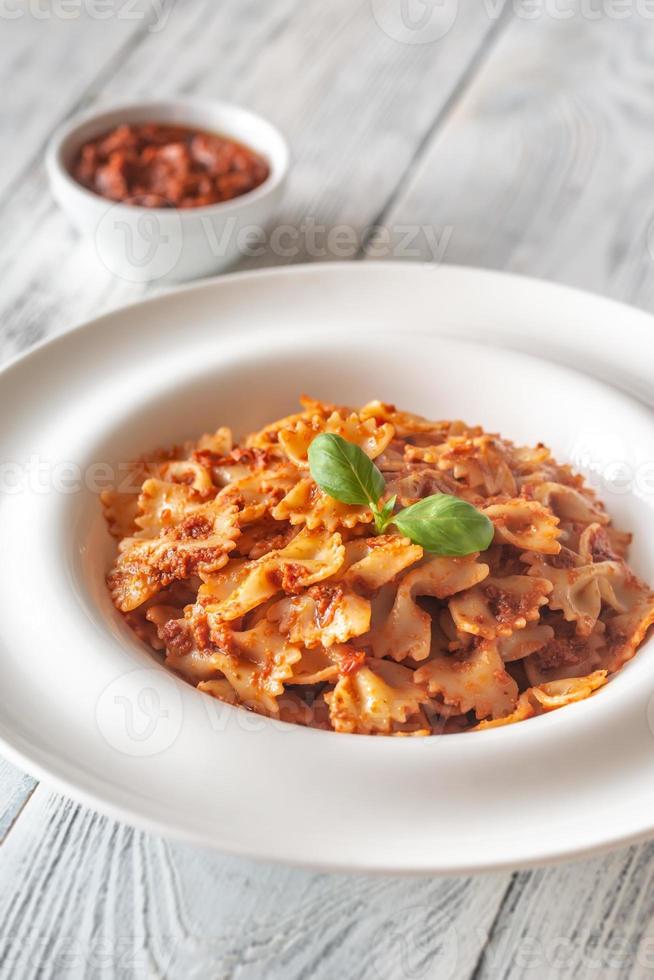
[307,432,494,555]
[392,493,493,556]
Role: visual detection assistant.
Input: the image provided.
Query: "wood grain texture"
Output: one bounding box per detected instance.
[372,5,654,314]
[0,0,154,201]
[0,785,505,980]
[473,844,654,980]
[0,758,35,844]
[0,0,509,360]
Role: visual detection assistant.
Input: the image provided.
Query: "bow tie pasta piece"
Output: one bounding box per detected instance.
[101,457,176,540]
[604,589,654,672]
[523,619,608,687]
[101,444,210,540]
[449,575,552,640]
[127,585,195,651]
[533,482,609,526]
[133,478,206,539]
[200,619,303,716]
[152,610,224,684]
[198,680,316,727]
[413,434,518,497]
[371,555,490,662]
[530,671,609,710]
[103,426,235,529]
[287,643,371,688]
[507,442,554,476]
[325,659,431,735]
[194,451,263,488]
[158,459,216,495]
[196,678,239,705]
[278,411,394,466]
[358,400,463,438]
[216,465,299,524]
[268,585,371,649]
[496,624,555,662]
[101,488,144,541]
[340,535,424,594]
[526,559,627,637]
[578,522,630,564]
[483,498,561,555]
[287,646,341,685]
[244,401,340,453]
[235,521,299,561]
[108,502,240,612]
[385,466,481,508]
[475,671,609,730]
[200,527,345,622]
[415,640,518,721]
[132,455,220,539]
[193,426,233,457]
[272,477,373,531]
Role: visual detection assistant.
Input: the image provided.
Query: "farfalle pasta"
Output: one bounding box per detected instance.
[103,397,654,735]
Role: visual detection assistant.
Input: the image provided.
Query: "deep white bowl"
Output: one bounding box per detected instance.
[46,99,290,283]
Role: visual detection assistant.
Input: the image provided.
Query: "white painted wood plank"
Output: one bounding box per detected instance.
[0,1,153,199]
[474,845,654,980]
[373,8,654,312]
[0,785,505,980]
[0,0,511,362]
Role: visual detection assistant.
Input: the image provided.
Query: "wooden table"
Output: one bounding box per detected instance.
[2,2,654,977]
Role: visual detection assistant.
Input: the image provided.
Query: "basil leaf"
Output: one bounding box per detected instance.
[393,494,494,556]
[308,433,386,507]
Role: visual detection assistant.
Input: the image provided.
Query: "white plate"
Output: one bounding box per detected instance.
[2,262,654,874]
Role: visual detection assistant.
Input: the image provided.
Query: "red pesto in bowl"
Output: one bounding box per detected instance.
[70,122,271,208]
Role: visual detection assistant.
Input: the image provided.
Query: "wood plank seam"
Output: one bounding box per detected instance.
[468,871,522,980]
[0,777,37,847]
[358,0,515,258]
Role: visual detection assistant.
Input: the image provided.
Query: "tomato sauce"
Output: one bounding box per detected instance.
[71,122,270,208]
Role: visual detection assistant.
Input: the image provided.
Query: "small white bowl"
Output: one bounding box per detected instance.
[46,99,290,283]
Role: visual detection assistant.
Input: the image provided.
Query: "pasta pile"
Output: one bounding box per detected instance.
[103,397,654,735]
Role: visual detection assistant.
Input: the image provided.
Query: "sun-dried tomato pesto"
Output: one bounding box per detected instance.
[71,122,270,208]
